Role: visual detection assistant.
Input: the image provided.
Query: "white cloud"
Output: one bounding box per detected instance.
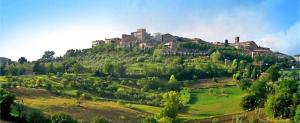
[259,22,300,55]
[170,7,268,43]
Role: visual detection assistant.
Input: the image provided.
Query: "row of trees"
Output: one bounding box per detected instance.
[240,64,300,122]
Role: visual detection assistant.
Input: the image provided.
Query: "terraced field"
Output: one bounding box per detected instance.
[8,87,145,123]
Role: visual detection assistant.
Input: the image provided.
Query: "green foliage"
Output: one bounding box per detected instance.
[233,71,242,80]
[210,50,221,62]
[41,51,55,62]
[264,79,299,118]
[180,88,191,105]
[237,79,252,90]
[177,41,211,50]
[160,91,183,119]
[294,105,300,123]
[265,65,280,82]
[51,113,77,123]
[18,57,27,64]
[241,94,259,110]
[26,110,48,123]
[137,77,160,90]
[157,116,173,123]
[231,59,238,73]
[0,88,16,118]
[241,80,267,110]
[168,75,181,91]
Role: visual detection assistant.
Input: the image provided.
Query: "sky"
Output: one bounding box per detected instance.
[0,0,299,61]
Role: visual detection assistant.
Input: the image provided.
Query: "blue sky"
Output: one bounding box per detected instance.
[0,0,299,61]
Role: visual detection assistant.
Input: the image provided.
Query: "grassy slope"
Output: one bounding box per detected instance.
[8,87,145,123]
[185,86,245,119]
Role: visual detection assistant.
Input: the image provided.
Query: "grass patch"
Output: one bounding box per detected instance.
[0,76,7,82]
[185,86,246,120]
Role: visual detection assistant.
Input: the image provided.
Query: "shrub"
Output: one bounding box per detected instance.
[294,105,300,123]
[51,113,77,123]
[0,88,16,119]
[237,79,252,90]
[157,117,173,123]
[241,94,259,110]
[26,110,48,123]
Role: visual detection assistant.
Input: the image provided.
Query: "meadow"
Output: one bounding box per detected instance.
[8,87,145,123]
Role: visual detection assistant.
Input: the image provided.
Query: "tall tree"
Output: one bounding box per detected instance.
[18,57,27,64]
[210,50,221,62]
[0,89,16,119]
[160,91,183,119]
[41,51,55,62]
[265,65,279,82]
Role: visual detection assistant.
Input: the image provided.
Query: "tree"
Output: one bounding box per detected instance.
[241,94,259,110]
[180,88,191,105]
[168,75,180,91]
[33,61,46,74]
[103,59,114,76]
[68,63,85,74]
[113,62,126,77]
[210,50,221,62]
[160,91,183,119]
[26,110,48,123]
[231,59,238,73]
[15,100,25,118]
[18,57,27,64]
[41,51,55,62]
[157,117,173,123]
[265,92,293,118]
[51,113,77,123]
[237,79,252,90]
[251,67,257,79]
[0,89,16,119]
[265,65,279,82]
[224,39,229,47]
[294,105,300,123]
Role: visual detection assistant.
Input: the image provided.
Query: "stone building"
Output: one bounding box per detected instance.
[294,54,300,62]
[105,38,121,44]
[92,40,105,47]
[151,33,162,41]
[0,57,11,65]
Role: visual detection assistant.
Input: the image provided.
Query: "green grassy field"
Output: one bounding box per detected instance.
[126,85,246,121]
[185,86,246,120]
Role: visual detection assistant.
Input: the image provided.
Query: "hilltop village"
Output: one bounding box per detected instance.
[91,28,292,59]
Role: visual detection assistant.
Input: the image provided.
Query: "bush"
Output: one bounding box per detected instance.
[180,88,191,105]
[241,94,259,110]
[0,88,16,119]
[26,110,48,123]
[294,105,300,123]
[51,113,77,123]
[157,117,173,123]
[237,79,252,90]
